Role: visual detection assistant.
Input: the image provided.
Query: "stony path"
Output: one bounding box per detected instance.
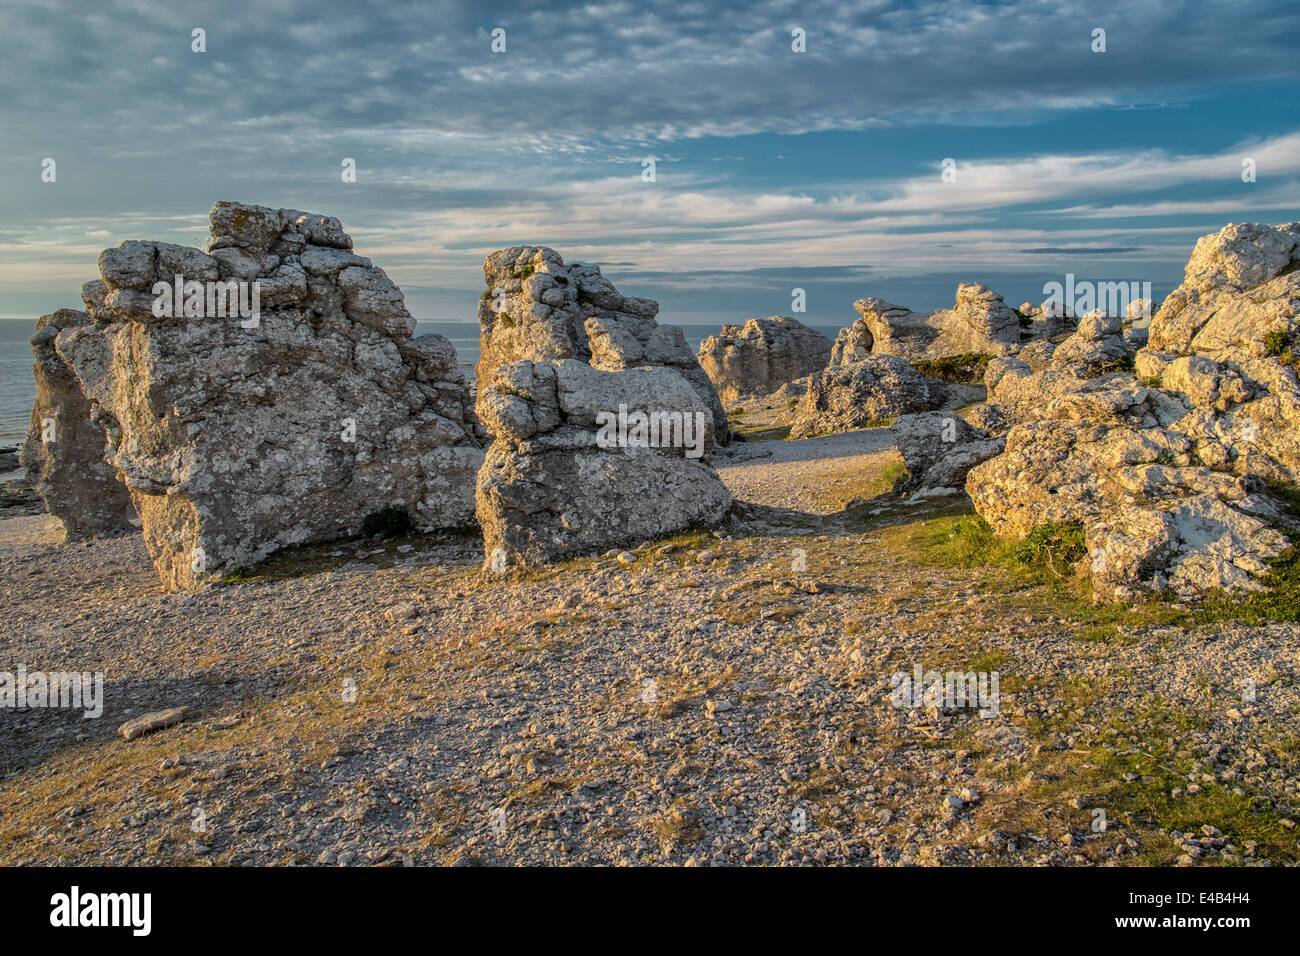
[717,428,900,515]
[2,433,1298,867]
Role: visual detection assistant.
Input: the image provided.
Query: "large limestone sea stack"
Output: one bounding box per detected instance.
[39,201,483,589]
[476,246,730,446]
[473,246,732,566]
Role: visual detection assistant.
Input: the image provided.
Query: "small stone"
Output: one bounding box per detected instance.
[385,602,418,623]
[119,706,188,740]
[616,551,636,565]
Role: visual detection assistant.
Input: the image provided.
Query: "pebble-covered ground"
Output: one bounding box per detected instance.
[2,426,1298,867]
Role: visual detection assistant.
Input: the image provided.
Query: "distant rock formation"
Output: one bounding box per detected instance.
[477,246,729,445]
[475,359,731,566]
[19,309,136,540]
[837,284,1022,364]
[696,316,833,405]
[56,201,483,589]
[789,354,945,439]
[968,221,1300,601]
[1018,299,1077,341]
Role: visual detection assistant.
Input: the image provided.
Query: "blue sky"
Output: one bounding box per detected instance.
[0,0,1297,332]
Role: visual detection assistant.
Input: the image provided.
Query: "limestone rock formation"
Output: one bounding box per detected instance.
[890,412,1004,493]
[477,247,729,444]
[58,201,483,589]
[972,309,1138,435]
[838,284,1022,364]
[967,221,1300,600]
[696,316,832,405]
[833,299,929,363]
[1020,299,1077,341]
[19,309,136,540]
[475,359,731,566]
[789,355,945,439]
[1050,310,1131,377]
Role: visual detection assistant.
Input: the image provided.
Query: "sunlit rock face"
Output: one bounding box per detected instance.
[58,201,483,589]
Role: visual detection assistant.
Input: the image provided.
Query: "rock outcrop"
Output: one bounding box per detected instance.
[970,308,1137,435]
[1018,299,1077,341]
[475,359,731,566]
[19,309,136,540]
[1050,310,1130,377]
[57,201,483,589]
[477,247,729,445]
[696,316,832,405]
[839,284,1022,364]
[967,221,1300,601]
[891,412,1004,494]
[789,355,945,439]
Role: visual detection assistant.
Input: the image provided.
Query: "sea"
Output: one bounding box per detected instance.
[0,318,844,454]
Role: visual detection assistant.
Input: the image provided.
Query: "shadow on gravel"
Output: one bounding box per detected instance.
[727,488,976,538]
[218,526,484,585]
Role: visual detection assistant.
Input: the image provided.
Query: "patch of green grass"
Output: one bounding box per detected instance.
[1013,521,1087,571]
[912,353,993,384]
[909,508,1300,632]
[882,460,910,492]
[1264,328,1288,357]
[730,422,793,442]
[910,514,1018,570]
[1193,543,1300,625]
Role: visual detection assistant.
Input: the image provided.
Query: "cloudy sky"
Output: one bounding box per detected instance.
[1,0,1297,330]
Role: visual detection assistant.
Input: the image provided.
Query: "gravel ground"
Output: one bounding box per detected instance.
[2,429,1298,867]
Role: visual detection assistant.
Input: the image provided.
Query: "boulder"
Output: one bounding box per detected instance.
[477,246,729,444]
[58,201,483,589]
[696,316,832,405]
[475,359,731,566]
[891,412,1004,493]
[19,309,136,540]
[789,355,944,439]
[834,299,929,363]
[1146,221,1300,360]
